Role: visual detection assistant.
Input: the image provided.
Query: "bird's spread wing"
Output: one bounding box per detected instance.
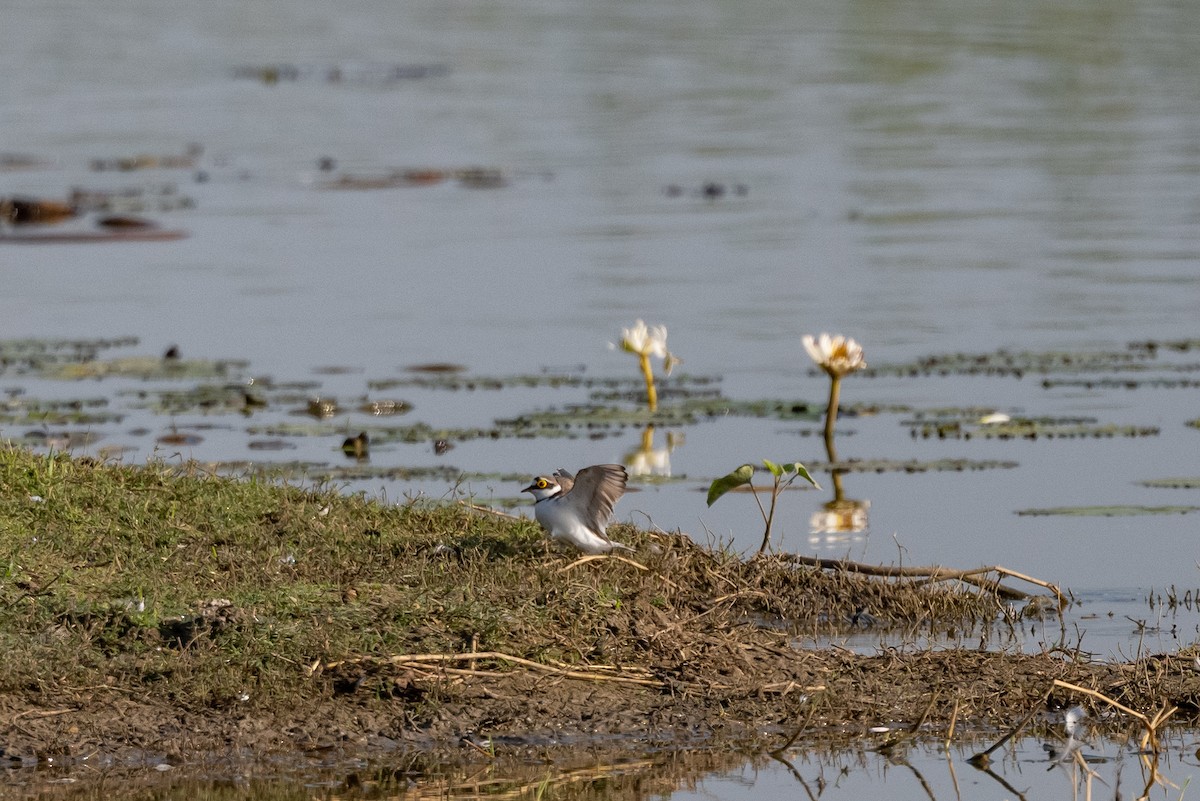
[567,464,627,534]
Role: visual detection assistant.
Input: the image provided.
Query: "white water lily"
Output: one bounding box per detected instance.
[613,320,679,411]
[619,320,669,360]
[802,333,867,379]
[803,333,867,444]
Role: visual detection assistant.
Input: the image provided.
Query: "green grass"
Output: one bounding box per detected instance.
[0,444,1004,725]
[0,445,556,711]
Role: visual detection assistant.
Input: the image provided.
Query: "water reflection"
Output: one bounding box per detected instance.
[9,732,1188,800]
[623,424,682,478]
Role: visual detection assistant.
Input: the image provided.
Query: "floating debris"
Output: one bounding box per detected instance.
[89,144,203,172]
[0,197,78,225]
[342,431,370,460]
[157,430,203,446]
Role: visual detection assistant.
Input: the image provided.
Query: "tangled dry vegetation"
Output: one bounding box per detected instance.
[1,445,1199,775]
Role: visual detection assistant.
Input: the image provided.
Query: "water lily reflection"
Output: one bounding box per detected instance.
[809,466,870,539]
[624,425,682,477]
[810,496,870,536]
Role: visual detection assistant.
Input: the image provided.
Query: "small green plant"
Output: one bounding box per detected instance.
[707,460,820,555]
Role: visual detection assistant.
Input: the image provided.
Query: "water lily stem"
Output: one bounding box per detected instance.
[823,375,842,444]
[638,353,658,412]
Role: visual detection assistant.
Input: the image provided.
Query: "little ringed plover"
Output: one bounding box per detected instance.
[522,464,631,554]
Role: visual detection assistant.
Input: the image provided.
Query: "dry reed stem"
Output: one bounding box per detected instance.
[320,649,827,696]
[1052,679,1179,757]
[556,553,651,573]
[456,500,522,520]
[776,554,1062,603]
[322,650,665,687]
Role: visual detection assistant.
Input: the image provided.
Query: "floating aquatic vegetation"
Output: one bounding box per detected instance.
[663,181,749,199]
[89,144,203,172]
[246,439,296,451]
[0,226,187,244]
[135,383,267,415]
[868,347,1149,379]
[37,355,240,380]
[358,399,411,416]
[0,396,118,426]
[804,458,1019,474]
[70,183,195,215]
[907,415,1159,441]
[0,153,46,171]
[232,62,450,85]
[1138,477,1200,490]
[1127,338,1200,354]
[1016,505,1200,517]
[369,370,719,393]
[305,398,339,419]
[22,429,100,449]
[1041,377,1200,390]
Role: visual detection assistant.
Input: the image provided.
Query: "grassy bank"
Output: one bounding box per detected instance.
[4,444,1193,778]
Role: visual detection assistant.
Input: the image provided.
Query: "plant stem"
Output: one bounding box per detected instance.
[756,476,781,555]
[638,353,658,412]
[823,375,842,445]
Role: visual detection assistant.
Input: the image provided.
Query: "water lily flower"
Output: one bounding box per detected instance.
[613,320,678,412]
[802,333,866,444]
[620,320,668,360]
[802,333,867,379]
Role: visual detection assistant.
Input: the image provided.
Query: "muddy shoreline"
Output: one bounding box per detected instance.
[5,639,1199,773]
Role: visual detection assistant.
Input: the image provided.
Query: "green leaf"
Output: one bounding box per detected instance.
[761,459,783,478]
[707,464,755,507]
[781,462,820,490]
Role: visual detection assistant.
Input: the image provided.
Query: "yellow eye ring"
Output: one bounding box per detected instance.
[536,479,548,489]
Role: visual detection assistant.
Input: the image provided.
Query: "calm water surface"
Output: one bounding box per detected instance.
[3,0,1200,796]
